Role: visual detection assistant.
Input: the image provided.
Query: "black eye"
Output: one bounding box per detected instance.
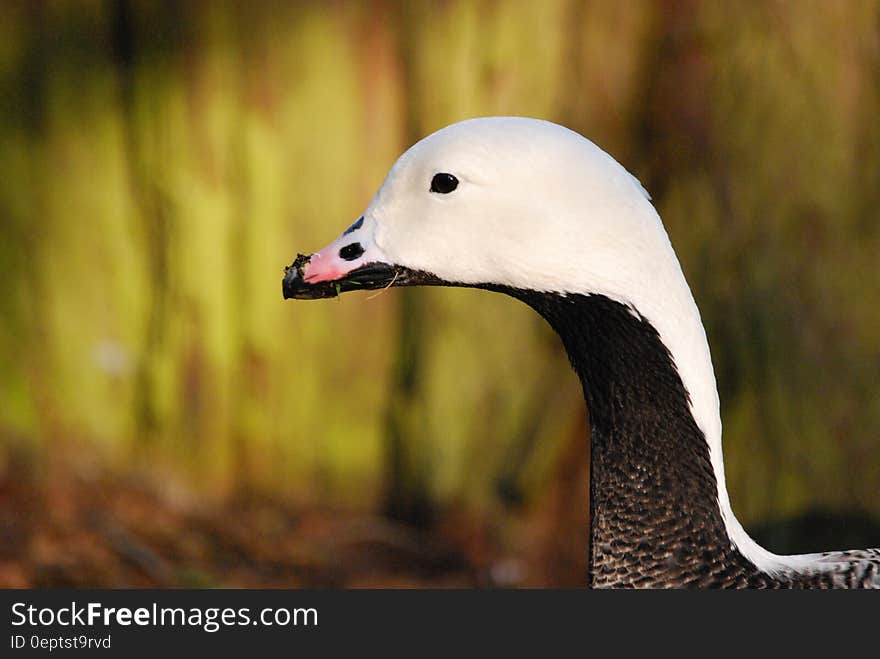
[430,173,458,194]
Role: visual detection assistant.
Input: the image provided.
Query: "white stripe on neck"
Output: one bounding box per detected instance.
[611,215,826,576]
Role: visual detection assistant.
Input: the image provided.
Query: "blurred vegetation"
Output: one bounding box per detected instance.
[0,1,879,586]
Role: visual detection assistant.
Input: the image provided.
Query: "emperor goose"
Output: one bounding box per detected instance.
[282,117,879,588]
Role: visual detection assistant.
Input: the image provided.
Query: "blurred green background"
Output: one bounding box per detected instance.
[1,0,879,587]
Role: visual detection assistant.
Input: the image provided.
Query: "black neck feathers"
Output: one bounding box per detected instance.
[497,290,841,588]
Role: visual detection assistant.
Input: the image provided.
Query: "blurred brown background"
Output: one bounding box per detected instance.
[1,0,879,588]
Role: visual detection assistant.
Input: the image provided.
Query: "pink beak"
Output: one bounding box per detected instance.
[302,237,360,284]
[302,216,378,283]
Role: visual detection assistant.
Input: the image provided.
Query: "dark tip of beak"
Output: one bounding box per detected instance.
[282,255,406,300]
[282,255,450,301]
[282,254,339,300]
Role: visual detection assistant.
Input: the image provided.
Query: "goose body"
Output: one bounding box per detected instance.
[283,117,879,588]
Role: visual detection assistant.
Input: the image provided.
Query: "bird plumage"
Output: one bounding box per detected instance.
[283,116,879,588]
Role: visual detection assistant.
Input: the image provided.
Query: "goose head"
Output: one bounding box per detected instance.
[284,116,677,309]
[283,116,721,470]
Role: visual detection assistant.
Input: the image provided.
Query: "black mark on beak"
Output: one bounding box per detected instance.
[339,242,365,261]
[342,216,364,236]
